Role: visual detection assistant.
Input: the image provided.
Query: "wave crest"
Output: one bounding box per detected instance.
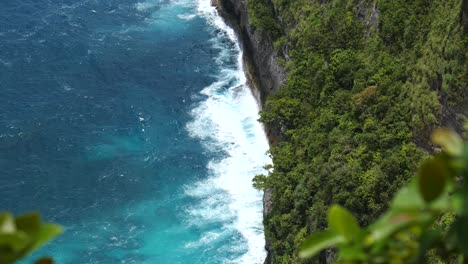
[184,1,271,263]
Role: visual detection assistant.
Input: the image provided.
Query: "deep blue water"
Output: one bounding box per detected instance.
[0,0,270,263]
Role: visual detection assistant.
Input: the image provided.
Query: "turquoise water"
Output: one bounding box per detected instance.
[0,0,270,263]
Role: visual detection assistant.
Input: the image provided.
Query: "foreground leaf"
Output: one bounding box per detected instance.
[452,216,468,256]
[300,230,345,258]
[432,129,463,157]
[15,212,41,236]
[30,224,63,252]
[328,205,360,241]
[410,229,442,264]
[0,232,30,252]
[392,179,424,211]
[339,245,367,261]
[0,213,16,234]
[367,212,431,245]
[418,157,448,203]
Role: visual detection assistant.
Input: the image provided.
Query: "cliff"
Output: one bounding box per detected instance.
[212,0,284,263]
[215,0,467,263]
[212,0,286,107]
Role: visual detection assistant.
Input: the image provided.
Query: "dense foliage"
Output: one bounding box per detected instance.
[0,212,61,264]
[300,128,468,263]
[248,0,467,262]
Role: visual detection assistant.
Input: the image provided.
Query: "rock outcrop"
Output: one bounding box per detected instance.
[212,0,286,263]
[212,0,286,108]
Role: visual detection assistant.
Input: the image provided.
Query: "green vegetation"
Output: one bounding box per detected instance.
[0,212,62,264]
[248,0,467,262]
[247,0,281,38]
[300,129,468,263]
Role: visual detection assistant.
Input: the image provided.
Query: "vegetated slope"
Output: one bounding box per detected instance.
[249,0,467,262]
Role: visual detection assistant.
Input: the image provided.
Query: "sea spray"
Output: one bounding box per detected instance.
[2,0,271,262]
[185,0,271,263]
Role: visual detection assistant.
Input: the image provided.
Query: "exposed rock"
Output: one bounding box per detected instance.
[356,0,379,36]
[212,0,285,263]
[212,0,286,109]
[263,188,273,217]
[213,0,286,146]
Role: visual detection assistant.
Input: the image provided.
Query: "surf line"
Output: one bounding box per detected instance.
[184,0,271,263]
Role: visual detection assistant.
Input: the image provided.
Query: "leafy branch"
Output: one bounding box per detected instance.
[300,128,467,263]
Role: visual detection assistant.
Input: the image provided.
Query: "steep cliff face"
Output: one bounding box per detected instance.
[212,1,283,263]
[213,0,286,108]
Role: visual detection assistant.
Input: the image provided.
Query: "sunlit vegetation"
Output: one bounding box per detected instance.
[248,0,467,262]
[300,129,468,263]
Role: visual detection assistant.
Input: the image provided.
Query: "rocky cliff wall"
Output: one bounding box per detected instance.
[211,0,285,263]
[213,0,286,109]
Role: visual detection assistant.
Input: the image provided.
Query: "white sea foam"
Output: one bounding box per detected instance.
[136,0,192,12]
[185,231,224,249]
[135,1,159,12]
[0,58,12,67]
[184,1,271,263]
[177,13,196,20]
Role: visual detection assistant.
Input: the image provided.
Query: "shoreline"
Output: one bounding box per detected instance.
[198,0,276,262]
[210,0,285,145]
[210,0,265,110]
[210,0,285,263]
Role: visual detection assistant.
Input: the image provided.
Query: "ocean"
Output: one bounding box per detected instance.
[0,0,270,263]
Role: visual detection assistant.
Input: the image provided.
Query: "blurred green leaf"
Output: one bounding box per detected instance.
[432,129,463,157]
[392,179,424,211]
[15,212,41,236]
[410,229,442,264]
[0,232,30,252]
[328,205,361,241]
[0,251,18,264]
[445,223,459,252]
[299,230,345,258]
[339,245,367,261]
[451,193,463,213]
[453,216,468,256]
[0,213,16,234]
[367,213,431,245]
[30,224,63,252]
[0,212,62,263]
[418,157,448,203]
[391,179,450,221]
